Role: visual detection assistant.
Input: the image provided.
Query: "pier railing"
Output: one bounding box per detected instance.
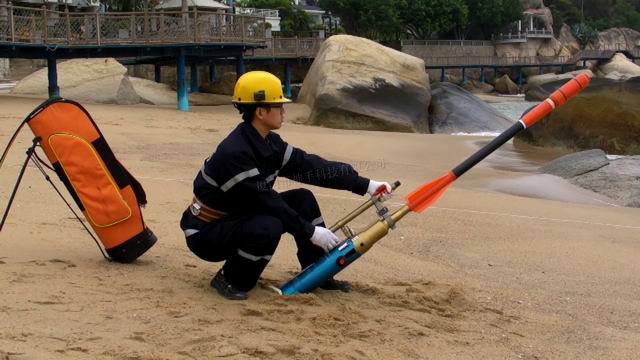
[401,39,493,47]
[250,37,323,58]
[423,55,572,67]
[0,5,267,46]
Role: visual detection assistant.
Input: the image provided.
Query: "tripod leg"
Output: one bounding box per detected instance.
[0,139,38,232]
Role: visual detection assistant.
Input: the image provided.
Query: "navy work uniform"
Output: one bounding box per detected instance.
[180,122,370,291]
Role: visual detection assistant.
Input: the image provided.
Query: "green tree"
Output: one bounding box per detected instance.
[237,0,313,36]
[548,0,582,32]
[398,0,469,39]
[463,0,523,39]
[318,0,403,41]
[611,0,640,29]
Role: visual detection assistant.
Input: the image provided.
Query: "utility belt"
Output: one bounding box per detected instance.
[189,197,227,222]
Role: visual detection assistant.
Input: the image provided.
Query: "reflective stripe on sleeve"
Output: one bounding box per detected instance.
[221,168,260,192]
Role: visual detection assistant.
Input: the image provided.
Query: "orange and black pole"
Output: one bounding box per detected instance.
[280,74,592,296]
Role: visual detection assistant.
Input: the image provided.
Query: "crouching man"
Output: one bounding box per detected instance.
[180,71,391,300]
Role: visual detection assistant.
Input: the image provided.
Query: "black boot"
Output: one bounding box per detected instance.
[319,278,352,293]
[210,269,249,300]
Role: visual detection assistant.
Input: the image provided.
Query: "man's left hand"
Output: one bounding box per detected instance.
[367,180,392,200]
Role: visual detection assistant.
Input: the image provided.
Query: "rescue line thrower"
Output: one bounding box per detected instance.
[280,73,592,296]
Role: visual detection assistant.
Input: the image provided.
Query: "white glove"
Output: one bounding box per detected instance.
[309,226,339,253]
[367,180,392,200]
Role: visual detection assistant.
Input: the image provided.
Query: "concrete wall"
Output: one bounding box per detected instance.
[0,59,9,80]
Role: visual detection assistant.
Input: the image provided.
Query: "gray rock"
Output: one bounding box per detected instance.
[290,83,302,102]
[429,82,513,134]
[569,156,640,207]
[494,74,519,95]
[463,79,494,94]
[604,71,633,81]
[524,83,549,101]
[590,28,640,53]
[517,77,640,155]
[558,23,581,54]
[598,53,640,78]
[299,35,430,133]
[200,71,236,95]
[540,149,609,178]
[527,70,593,88]
[12,58,142,104]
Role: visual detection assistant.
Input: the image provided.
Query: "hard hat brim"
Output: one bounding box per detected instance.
[233,97,292,104]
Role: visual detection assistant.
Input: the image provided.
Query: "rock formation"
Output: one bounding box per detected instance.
[429,82,513,134]
[298,35,431,133]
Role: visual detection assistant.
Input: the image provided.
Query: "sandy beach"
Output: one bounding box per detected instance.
[1,96,639,359]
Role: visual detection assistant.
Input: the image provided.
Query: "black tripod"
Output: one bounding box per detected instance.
[0,137,110,260]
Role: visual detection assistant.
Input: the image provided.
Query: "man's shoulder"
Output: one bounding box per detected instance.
[218,124,248,150]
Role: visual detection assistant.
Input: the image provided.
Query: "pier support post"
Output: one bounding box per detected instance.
[517,67,523,87]
[235,54,245,79]
[177,50,189,112]
[47,57,59,98]
[440,67,445,82]
[190,62,199,93]
[461,67,467,84]
[154,64,161,83]
[209,63,216,83]
[283,61,292,98]
[480,67,485,83]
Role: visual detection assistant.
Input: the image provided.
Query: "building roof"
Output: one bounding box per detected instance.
[155,0,229,10]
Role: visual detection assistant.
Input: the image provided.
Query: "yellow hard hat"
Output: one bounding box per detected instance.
[232,71,291,104]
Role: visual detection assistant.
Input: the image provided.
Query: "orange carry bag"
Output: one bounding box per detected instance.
[24,98,156,263]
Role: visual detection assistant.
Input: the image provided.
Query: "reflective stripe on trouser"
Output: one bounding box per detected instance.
[222,188,326,290]
[222,215,283,291]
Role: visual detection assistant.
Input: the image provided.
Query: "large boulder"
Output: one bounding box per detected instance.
[517,77,640,155]
[524,70,594,101]
[539,149,609,178]
[428,82,513,134]
[524,83,550,102]
[12,58,141,104]
[526,72,574,88]
[494,74,519,94]
[590,28,640,52]
[200,71,237,95]
[569,156,640,208]
[558,23,581,54]
[603,71,635,81]
[537,38,570,57]
[598,53,640,78]
[129,77,231,106]
[462,79,494,94]
[298,35,430,133]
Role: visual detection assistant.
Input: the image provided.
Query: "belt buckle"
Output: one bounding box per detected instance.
[190,202,202,216]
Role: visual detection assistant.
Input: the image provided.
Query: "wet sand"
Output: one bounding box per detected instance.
[1,96,639,359]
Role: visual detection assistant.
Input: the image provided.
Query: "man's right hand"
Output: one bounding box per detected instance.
[310,226,339,252]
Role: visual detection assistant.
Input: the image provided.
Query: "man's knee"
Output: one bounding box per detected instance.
[291,188,316,203]
[282,188,321,219]
[243,215,283,253]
